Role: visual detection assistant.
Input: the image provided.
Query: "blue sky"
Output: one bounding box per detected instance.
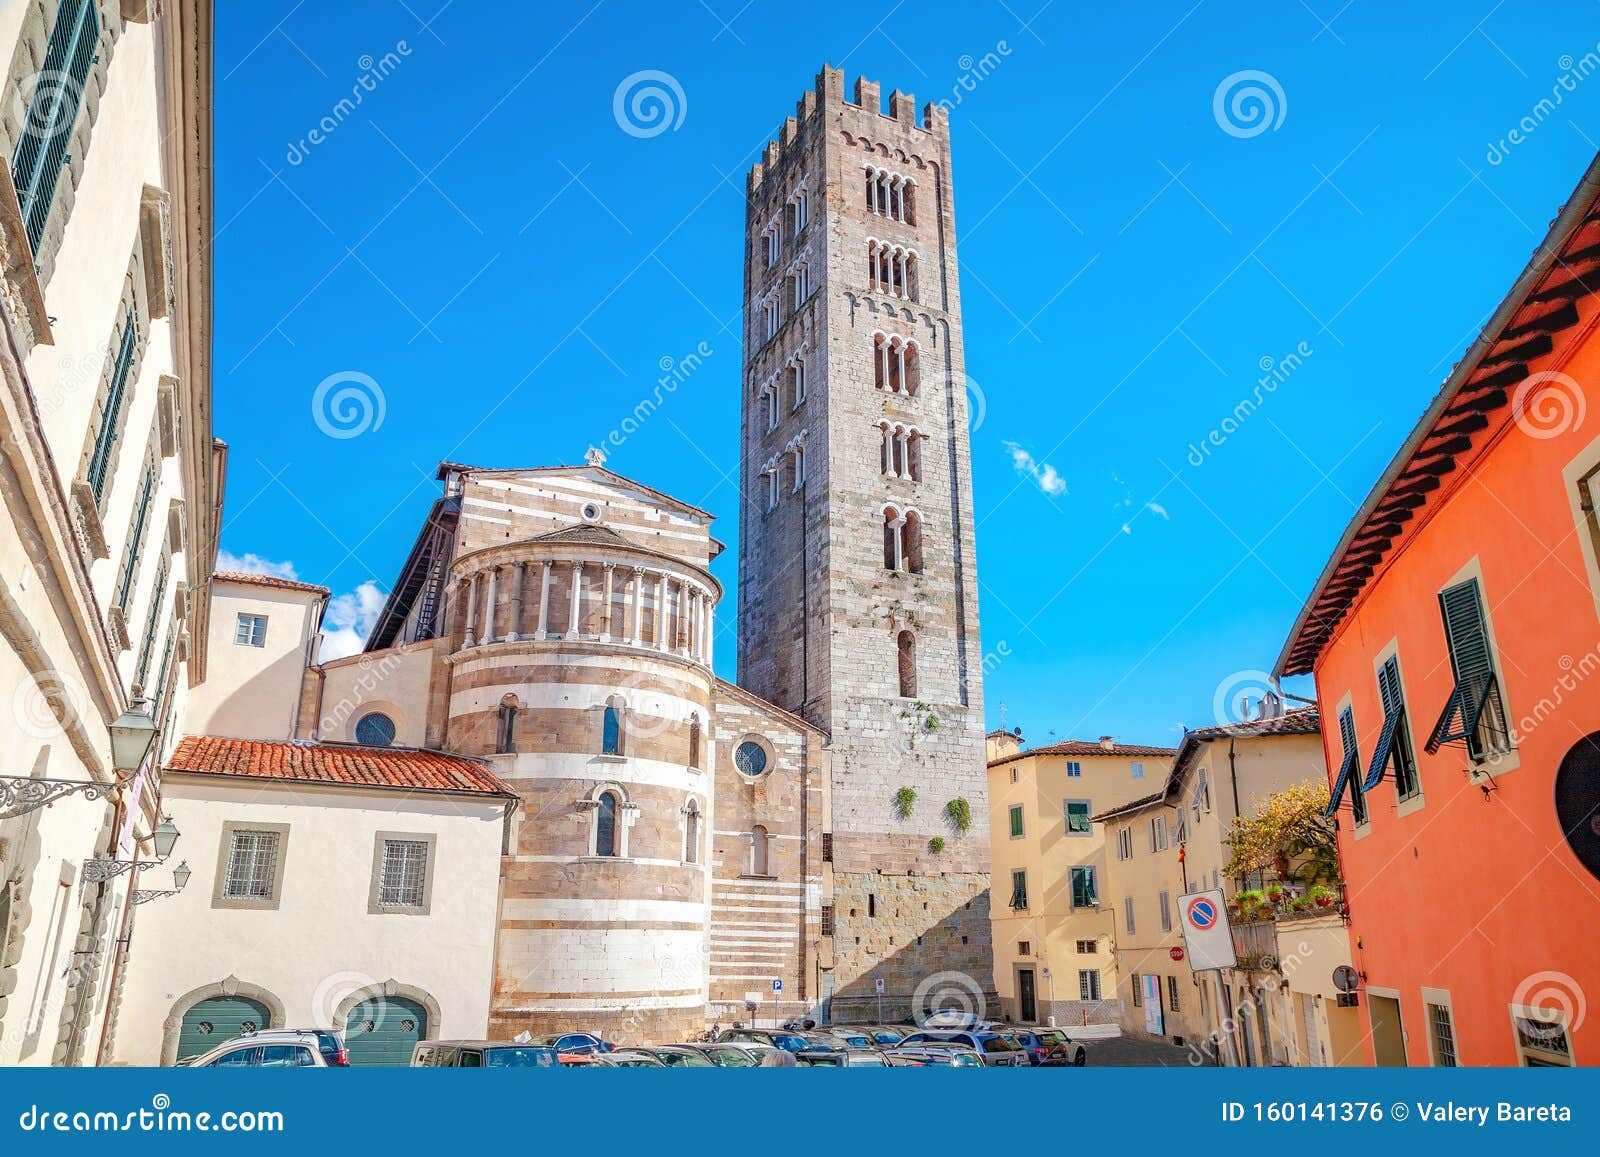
[215,0,1600,745]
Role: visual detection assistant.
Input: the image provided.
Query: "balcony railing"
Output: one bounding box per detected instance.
[1231,920,1278,970]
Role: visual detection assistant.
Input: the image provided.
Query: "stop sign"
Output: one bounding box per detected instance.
[1169,947,1185,961]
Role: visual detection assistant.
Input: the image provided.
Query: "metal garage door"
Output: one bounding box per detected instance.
[344,996,427,1066]
[178,996,271,1061]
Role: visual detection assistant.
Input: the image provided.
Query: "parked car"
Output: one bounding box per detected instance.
[1011,1026,1088,1067]
[560,1049,665,1067]
[659,1043,761,1067]
[410,1040,559,1068]
[526,1032,615,1055]
[816,1027,883,1050]
[636,1045,716,1068]
[896,1030,1028,1066]
[712,1040,785,1064]
[716,1028,815,1053]
[182,1029,348,1068]
[794,1048,890,1067]
[884,1045,984,1067]
[835,1025,913,1047]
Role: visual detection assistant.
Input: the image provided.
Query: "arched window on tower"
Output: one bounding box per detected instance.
[596,791,621,857]
[496,694,519,755]
[750,825,770,876]
[897,630,917,698]
[602,696,624,756]
[903,179,917,225]
[882,505,904,571]
[791,442,806,491]
[905,510,925,574]
[791,355,806,408]
[763,385,777,432]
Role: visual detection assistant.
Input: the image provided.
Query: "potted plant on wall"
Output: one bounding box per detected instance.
[1306,884,1337,910]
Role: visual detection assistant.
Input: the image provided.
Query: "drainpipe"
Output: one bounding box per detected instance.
[1228,738,1242,819]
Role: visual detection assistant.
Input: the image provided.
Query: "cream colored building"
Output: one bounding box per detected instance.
[1095,790,1208,1049]
[1152,707,1363,1068]
[0,0,217,1066]
[111,736,515,1065]
[987,735,1175,1026]
[183,573,328,742]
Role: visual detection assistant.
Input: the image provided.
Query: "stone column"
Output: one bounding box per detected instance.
[601,563,615,642]
[890,517,906,571]
[881,424,893,473]
[483,566,499,644]
[632,568,645,643]
[507,561,525,642]
[462,574,478,648]
[655,573,669,652]
[896,342,906,393]
[568,561,584,637]
[536,561,552,640]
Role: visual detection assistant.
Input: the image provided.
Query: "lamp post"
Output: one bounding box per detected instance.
[0,693,158,820]
[131,861,191,906]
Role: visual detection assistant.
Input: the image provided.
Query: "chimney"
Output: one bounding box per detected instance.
[1098,735,1114,751]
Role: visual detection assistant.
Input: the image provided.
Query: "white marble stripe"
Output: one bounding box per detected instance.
[712,905,803,915]
[707,877,805,890]
[713,892,802,904]
[502,897,702,921]
[497,994,705,1012]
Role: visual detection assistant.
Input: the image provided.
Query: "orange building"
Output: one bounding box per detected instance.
[1277,155,1600,1067]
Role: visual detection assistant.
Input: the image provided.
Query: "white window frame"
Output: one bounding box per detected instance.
[1064,798,1092,837]
[234,612,267,647]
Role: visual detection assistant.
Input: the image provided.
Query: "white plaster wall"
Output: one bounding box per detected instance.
[110,777,506,1064]
[184,583,321,741]
[315,644,437,747]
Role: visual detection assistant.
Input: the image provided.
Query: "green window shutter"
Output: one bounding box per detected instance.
[1009,806,1023,838]
[12,0,98,251]
[133,556,167,686]
[1327,707,1367,823]
[88,314,138,503]
[1010,870,1027,909]
[115,461,156,610]
[1428,579,1502,757]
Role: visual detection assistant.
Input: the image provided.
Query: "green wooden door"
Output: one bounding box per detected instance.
[178,996,270,1061]
[345,996,427,1066]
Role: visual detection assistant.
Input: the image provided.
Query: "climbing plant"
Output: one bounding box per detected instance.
[945,797,972,834]
[894,786,917,820]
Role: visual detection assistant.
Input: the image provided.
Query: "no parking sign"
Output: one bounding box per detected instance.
[1178,889,1236,971]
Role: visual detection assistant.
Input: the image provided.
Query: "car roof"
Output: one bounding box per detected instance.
[422,1040,554,1049]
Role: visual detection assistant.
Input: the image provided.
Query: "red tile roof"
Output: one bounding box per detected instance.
[213,572,331,597]
[166,736,514,797]
[989,738,1177,768]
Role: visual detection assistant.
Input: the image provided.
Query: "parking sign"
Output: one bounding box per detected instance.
[875,978,885,995]
[772,979,783,993]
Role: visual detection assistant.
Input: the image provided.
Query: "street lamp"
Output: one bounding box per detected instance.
[108,695,158,776]
[85,812,182,884]
[132,860,191,906]
[151,816,180,859]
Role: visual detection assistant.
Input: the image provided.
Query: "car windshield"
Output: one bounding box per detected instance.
[484,1047,558,1068]
[800,1055,840,1066]
[834,1033,872,1047]
[981,1037,1017,1053]
[871,1031,904,1044]
[1034,1029,1066,1044]
[709,1048,758,1067]
[612,1058,657,1067]
[655,1050,713,1067]
[770,1034,810,1051]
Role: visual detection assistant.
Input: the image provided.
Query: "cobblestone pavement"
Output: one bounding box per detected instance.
[1081,1034,1210,1067]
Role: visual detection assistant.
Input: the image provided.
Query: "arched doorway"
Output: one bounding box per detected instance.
[344,995,428,1066]
[177,996,270,1062]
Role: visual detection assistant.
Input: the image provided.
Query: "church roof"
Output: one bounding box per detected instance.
[437,460,714,520]
[166,736,515,798]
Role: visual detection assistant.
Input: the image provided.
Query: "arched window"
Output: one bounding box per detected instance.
[898,631,917,698]
[596,791,620,857]
[689,713,702,770]
[496,694,519,755]
[882,505,902,570]
[356,712,395,747]
[903,179,917,225]
[905,510,925,574]
[791,356,806,407]
[763,385,777,432]
[881,507,925,573]
[751,825,769,876]
[685,799,701,864]
[907,429,923,482]
[602,699,623,756]
[791,443,806,490]
[903,340,920,395]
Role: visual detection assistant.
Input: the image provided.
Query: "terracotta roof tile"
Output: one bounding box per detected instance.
[989,738,1177,768]
[213,572,331,597]
[166,736,513,797]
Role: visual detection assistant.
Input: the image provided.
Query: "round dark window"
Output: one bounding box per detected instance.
[355,712,396,747]
[1555,731,1600,882]
[734,741,768,778]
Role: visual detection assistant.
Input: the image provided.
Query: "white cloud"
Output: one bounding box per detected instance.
[317,581,386,662]
[1146,502,1170,520]
[1003,441,1067,496]
[215,550,299,580]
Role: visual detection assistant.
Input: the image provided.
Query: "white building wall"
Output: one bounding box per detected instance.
[111,777,506,1065]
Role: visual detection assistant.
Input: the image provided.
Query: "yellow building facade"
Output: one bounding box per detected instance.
[986,734,1175,1026]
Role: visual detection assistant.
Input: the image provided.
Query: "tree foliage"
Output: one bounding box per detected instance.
[1223,778,1339,885]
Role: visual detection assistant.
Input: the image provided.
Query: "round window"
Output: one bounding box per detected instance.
[355,712,396,747]
[580,502,601,522]
[734,740,768,778]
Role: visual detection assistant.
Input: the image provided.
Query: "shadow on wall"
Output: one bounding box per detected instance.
[823,887,997,1025]
[197,646,310,741]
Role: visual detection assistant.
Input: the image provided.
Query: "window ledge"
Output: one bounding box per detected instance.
[738,873,778,881]
[1396,792,1427,820]
[71,481,110,560]
[593,754,627,764]
[106,604,132,652]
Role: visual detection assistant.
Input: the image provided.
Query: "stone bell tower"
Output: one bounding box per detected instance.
[737,66,993,1021]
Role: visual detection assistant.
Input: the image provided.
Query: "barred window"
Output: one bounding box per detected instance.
[223,831,280,899]
[378,839,429,908]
